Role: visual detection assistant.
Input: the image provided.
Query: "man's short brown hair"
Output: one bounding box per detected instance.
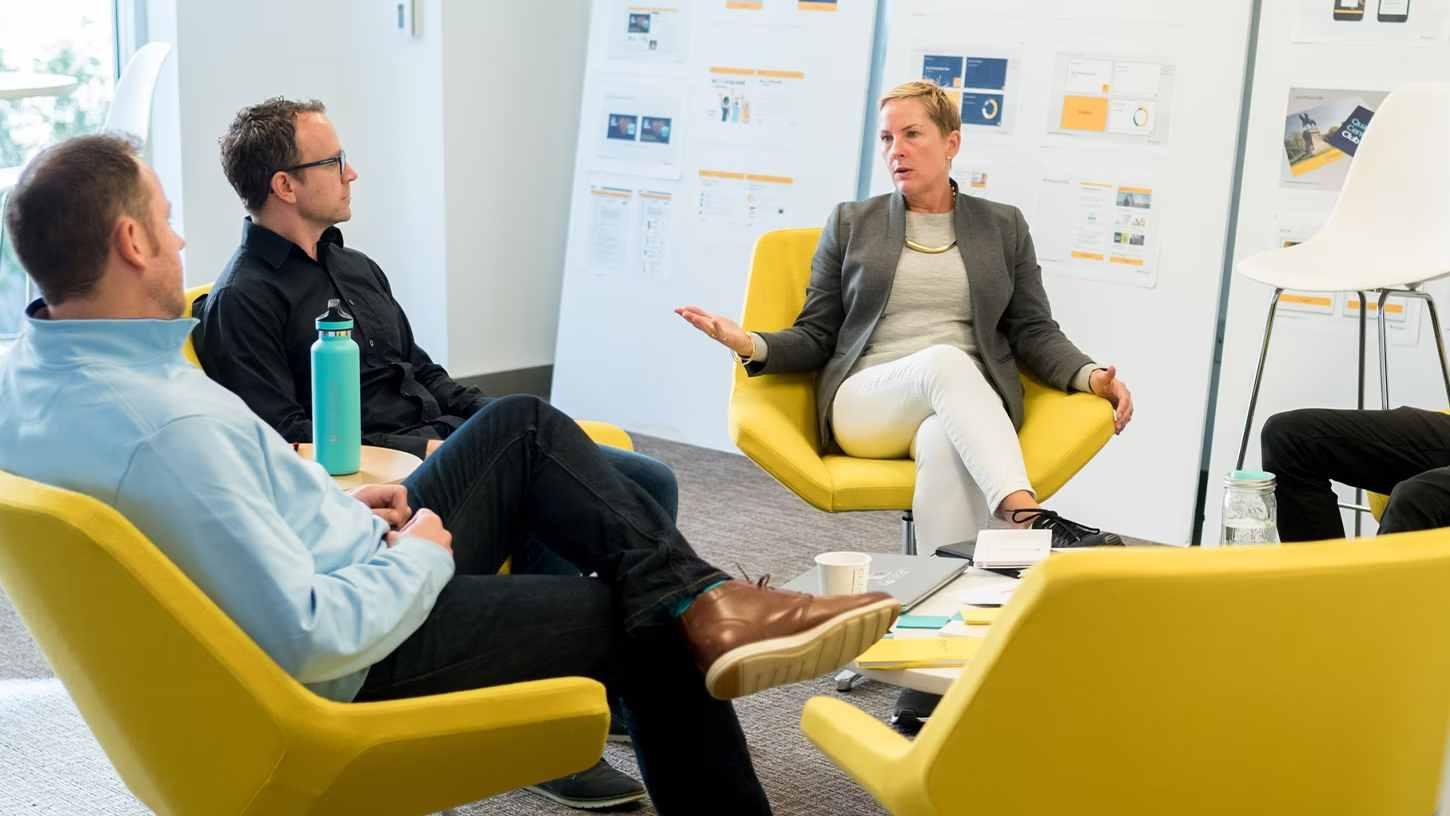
[879,80,961,136]
[219,97,327,211]
[5,134,150,306]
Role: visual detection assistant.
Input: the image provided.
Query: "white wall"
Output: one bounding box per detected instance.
[440,2,590,377]
[168,0,449,356]
[1203,1,1450,543]
[163,0,588,375]
[864,1,1254,545]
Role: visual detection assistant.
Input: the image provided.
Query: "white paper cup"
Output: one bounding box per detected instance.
[815,551,871,596]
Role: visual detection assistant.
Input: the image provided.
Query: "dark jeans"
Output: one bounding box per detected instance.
[1261,407,1450,541]
[516,444,679,576]
[518,436,680,739]
[355,395,770,815]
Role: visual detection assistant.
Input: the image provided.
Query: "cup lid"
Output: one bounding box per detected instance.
[1225,469,1276,486]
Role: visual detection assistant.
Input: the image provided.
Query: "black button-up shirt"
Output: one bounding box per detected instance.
[195,219,487,459]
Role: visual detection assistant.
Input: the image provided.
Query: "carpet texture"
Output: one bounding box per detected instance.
[0,433,905,815]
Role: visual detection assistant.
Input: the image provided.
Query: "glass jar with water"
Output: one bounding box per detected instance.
[1221,470,1280,546]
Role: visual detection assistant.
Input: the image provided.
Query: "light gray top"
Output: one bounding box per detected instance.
[746,210,1099,406]
[741,191,1101,451]
[844,210,974,380]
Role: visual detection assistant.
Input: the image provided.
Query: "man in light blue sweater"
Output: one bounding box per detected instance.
[0,135,899,815]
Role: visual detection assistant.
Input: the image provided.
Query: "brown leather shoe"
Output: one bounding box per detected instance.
[681,579,900,699]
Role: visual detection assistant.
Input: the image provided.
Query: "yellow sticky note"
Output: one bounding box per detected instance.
[961,606,1000,626]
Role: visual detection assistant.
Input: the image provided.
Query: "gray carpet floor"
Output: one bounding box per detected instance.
[0,434,907,815]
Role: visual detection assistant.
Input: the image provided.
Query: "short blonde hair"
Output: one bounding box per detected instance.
[879,80,960,136]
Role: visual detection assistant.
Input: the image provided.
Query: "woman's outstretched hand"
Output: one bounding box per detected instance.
[675,305,754,357]
[1089,365,1134,434]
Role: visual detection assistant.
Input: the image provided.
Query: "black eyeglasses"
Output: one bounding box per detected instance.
[282,150,347,180]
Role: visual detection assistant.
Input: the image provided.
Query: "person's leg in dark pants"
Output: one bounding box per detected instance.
[1379,465,1450,535]
[405,395,726,623]
[514,444,679,574]
[1261,407,1450,541]
[513,444,678,757]
[355,575,770,814]
[601,445,679,520]
[377,395,767,812]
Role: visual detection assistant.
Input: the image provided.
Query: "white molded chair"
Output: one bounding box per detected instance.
[1,42,174,308]
[1235,83,1450,519]
[103,42,172,144]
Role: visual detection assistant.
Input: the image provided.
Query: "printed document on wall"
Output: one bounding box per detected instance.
[915,46,1021,133]
[639,189,675,280]
[607,2,691,63]
[698,66,807,149]
[595,81,686,180]
[1279,87,1387,192]
[1293,0,1449,43]
[1034,172,1161,288]
[587,184,634,278]
[1342,293,1424,346]
[1048,54,1175,146]
[694,168,796,252]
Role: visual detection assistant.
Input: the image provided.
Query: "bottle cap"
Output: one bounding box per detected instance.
[1225,469,1276,488]
[316,298,354,331]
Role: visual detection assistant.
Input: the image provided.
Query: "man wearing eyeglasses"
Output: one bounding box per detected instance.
[196,97,675,809]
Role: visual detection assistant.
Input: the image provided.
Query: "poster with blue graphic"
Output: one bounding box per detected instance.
[922,54,964,88]
[963,57,1007,90]
[919,50,1017,132]
[959,91,1004,127]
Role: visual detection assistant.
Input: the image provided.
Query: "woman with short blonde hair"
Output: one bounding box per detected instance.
[679,79,1134,549]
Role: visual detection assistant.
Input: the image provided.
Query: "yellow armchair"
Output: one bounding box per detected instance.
[729,229,1114,548]
[0,470,609,815]
[803,531,1450,815]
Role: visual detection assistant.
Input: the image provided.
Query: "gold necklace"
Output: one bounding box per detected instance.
[904,237,958,254]
[905,179,959,253]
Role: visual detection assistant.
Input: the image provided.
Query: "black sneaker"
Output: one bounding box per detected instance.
[889,688,941,736]
[1011,508,1123,548]
[525,759,646,810]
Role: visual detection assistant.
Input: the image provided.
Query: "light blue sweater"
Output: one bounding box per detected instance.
[0,305,455,700]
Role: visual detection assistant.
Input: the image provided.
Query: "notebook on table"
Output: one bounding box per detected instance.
[783,554,965,611]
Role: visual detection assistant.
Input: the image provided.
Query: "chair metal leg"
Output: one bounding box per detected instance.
[1422,291,1450,404]
[1377,289,1393,410]
[901,510,916,555]
[1236,288,1284,469]
[1355,291,1367,537]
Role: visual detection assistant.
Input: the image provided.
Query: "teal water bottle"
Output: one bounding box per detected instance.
[312,299,361,475]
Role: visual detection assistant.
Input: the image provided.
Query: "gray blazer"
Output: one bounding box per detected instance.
[745,189,1093,452]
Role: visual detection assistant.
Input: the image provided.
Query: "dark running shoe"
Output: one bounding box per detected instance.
[525,759,646,810]
[1011,508,1124,548]
[889,688,942,736]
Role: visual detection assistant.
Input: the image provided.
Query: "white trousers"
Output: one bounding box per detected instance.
[831,345,1033,550]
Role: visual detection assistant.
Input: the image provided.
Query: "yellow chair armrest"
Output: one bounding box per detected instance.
[302,677,609,814]
[576,420,634,451]
[1018,375,1114,502]
[728,387,835,511]
[800,696,914,808]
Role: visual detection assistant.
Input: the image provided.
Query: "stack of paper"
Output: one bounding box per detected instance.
[854,637,983,670]
[971,528,1051,569]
